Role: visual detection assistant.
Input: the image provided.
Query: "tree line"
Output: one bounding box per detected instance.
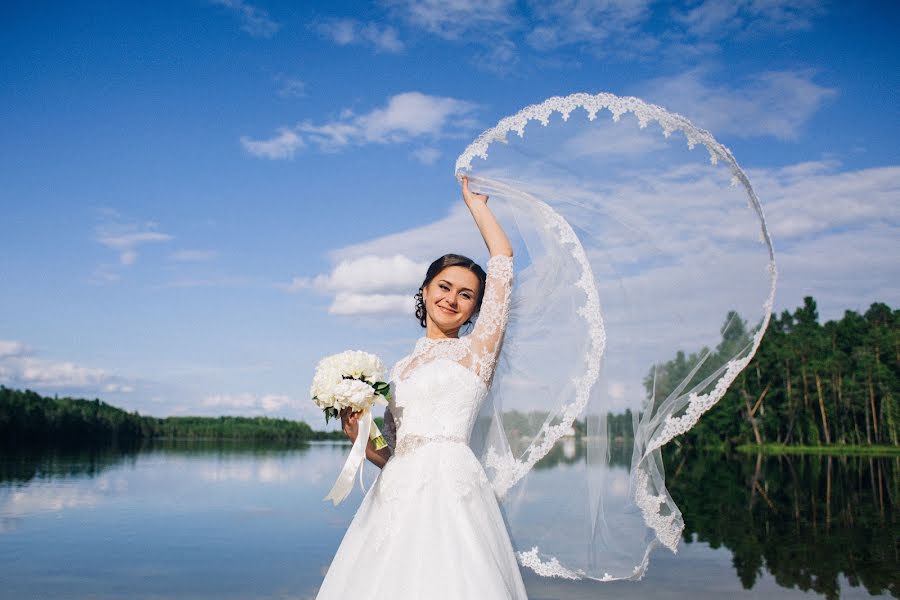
[0,386,344,446]
[647,296,898,450]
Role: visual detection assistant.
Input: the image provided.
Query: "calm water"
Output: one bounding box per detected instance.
[0,441,896,600]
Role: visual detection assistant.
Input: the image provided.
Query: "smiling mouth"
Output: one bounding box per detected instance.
[438,305,457,315]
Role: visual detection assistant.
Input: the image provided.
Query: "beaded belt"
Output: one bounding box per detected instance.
[393,434,468,456]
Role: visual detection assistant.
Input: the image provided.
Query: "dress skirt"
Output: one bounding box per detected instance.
[316,438,529,599]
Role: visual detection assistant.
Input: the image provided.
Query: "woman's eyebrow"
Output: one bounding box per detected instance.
[438,279,475,293]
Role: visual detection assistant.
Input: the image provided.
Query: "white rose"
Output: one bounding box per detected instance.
[331,378,377,411]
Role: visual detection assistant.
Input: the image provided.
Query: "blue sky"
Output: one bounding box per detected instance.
[1,0,898,422]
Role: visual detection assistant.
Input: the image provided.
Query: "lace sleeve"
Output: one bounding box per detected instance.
[468,254,514,385]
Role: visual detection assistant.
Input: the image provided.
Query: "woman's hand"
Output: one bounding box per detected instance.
[460,174,513,258]
[340,407,361,442]
[341,407,390,469]
[461,175,488,206]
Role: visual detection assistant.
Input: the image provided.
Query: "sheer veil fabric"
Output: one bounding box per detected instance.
[456,93,777,581]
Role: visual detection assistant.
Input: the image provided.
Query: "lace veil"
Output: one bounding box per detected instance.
[459,93,777,581]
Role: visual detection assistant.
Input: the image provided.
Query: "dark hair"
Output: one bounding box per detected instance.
[414,253,487,328]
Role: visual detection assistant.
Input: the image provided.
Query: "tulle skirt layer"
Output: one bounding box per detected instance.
[316,439,528,600]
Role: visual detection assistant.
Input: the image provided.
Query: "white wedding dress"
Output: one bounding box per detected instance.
[316,254,528,600]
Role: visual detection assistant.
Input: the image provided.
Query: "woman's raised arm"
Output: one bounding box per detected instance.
[461,176,513,259]
[460,176,514,384]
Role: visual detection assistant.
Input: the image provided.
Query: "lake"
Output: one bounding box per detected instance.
[0,441,896,599]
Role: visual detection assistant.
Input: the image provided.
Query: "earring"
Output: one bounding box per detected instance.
[414,290,426,323]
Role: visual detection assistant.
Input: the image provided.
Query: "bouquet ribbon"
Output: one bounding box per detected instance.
[323,407,374,506]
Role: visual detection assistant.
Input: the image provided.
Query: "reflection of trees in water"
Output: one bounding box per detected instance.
[0,439,316,486]
[526,439,897,598]
[498,409,635,470]
[0,445,140,486]
[664,448,899,599]
[532,437,632,470]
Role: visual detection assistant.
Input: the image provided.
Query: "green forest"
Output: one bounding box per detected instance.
[648,296,898,451]
[0,386,344,446]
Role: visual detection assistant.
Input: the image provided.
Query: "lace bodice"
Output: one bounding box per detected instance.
[383,254,513,451]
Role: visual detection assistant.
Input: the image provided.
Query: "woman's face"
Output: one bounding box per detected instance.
[421,266,481,333]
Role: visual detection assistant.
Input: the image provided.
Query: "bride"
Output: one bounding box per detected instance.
[315,174,528,599]
[314,91,777,595]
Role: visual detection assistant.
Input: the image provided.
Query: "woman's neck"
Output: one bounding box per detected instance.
[424,321,459,339]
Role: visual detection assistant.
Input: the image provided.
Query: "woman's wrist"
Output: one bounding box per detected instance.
[365,443,390,469]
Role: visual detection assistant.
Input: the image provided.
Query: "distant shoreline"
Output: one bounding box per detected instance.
[736,443,900,457]
[0,385,346,446]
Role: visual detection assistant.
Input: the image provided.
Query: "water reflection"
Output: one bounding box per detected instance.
[0,440,359,600]
[532,438,898,598]
[0,441,895,599]
[665,449,899,600]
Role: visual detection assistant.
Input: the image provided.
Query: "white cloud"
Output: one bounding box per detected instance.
[748,161,900,240]
[0,342,106,389]
[639,67,837,140]
[281,254,428,316]
[103,383,135,393]
[329,292,415,315]
[284,254,428,294]
[169,249,218,262]
[95,230,172,250]
[386,0,515,39]
[88,267,121,283]
[526,0,654,54]
[155,275,253,289]
[0,339,140,395]
[472,38,520,74]
[315,18,404,53]
[16,357,108,388]
[201,392,292,414]
[274,74,306,98]
[383,0,520,73]
[521,0,825,58]
[329,201,486,265]
[94,219,173,267]
[672,0,824,38]
[385,0,648,67]
[564,117,666,158]
[0,340,26,359]
[346,92,477,142]
[379,0,827,74]
[212,0,280,38]
[717,159,900,318]
[240,127,303,159]
[774,222,898,319]
[119,250,137,265]
[412,147,441,165]
[242,92,478,159]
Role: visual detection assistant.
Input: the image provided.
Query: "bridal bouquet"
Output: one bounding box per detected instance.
[311,350,391,505]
